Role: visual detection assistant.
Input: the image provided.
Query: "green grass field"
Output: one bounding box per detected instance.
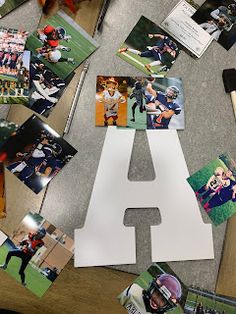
[127,98,147,129]
[187,159,236,226]
[0,0,26,17]
[185,291,236,314]
[0,96,28,105]
[0,74,17,81]
[116,45,169,76]
[26,13,98,80]
[0,243,52,297]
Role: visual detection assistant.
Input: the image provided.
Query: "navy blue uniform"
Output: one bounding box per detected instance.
[30,65,65,115]
[148,93,181,129]
[140,36,178,62]
[205,179,236,210]
[27,157,63,194]
[7,144,53,182]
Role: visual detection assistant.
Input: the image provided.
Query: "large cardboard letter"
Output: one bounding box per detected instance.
[75,127,213,267]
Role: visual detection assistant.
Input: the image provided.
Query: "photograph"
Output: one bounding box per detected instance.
[160,0,213,59]
[145,77,184,130]
[0,50,30,105]
[0,162,5,218]
[118,262,187,314]
[116,16,182,76]
[0,212,74,297]
[96,76,128,127]
[185,286,236,314]
[0,118,18,148]
[187,153,236,225]
[96,76,184,129]
[0,114,77,194]
[26,10,99,80]
[0,0,28,19]
[0,27,28,80]
[191,0,236,50]
[27,55,74,117]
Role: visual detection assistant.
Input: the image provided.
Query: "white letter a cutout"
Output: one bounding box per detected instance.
[75,127,214,267]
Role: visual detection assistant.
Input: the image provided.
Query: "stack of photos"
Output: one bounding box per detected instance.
[118,263,187,314]
[0,27,29,104]
[187,153,236,225]
[25,10,99,116]
[0,118,18,147]
[192,0,236,50]
[0,162,5,218]
[0,212,74,297]
[96,76,184,129]
[0,0,28,19]
[0,115,77,194]
[185,286,236,314]
[116,16,182,76]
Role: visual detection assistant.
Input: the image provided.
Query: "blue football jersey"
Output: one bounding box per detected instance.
[153,93,181,128]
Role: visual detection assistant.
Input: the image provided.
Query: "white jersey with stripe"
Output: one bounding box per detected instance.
[103,90,122,118]
[118,283,148,314]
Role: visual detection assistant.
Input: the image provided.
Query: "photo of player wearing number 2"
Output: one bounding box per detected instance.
[187,153,236,225]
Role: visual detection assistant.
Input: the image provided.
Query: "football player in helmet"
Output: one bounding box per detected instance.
[37,25,71,50]
[129,80,146,122]
[119,273,182,314]
[36,48,75,65]
[146,85,181,129]
[7,135,54,183]
[118,33,179,74]
[0,227,46,286]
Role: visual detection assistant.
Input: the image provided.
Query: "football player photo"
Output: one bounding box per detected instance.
[117,16,181,77]
[191,0,236,50]
[0,50,30,105]
[0,0,28,19]
[187,153,236,225]
[96,76,184,130]
[0,27,28,80]
[27,55,74,117]
[0,211,74,297]
[0,162,5,218]
[96,76,127,127]
[26,10,99,80]
[0,115,77,194]
[145,77,184,130]
[118,262,187,314]
[184,286,236,314]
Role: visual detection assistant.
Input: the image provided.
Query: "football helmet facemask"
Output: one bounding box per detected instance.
[165,86,180,99]
[56,27,66,39]
[36,227,46,239]
[143,274,182,314]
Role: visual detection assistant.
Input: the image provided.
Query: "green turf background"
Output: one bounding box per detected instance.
[127,98,147,129]
[0,243,52,297]
[0,0,26,18]
[185,290,236,314]
[117,44,168,76]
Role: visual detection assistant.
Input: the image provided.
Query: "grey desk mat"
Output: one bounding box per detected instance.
[1,0,235,291]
